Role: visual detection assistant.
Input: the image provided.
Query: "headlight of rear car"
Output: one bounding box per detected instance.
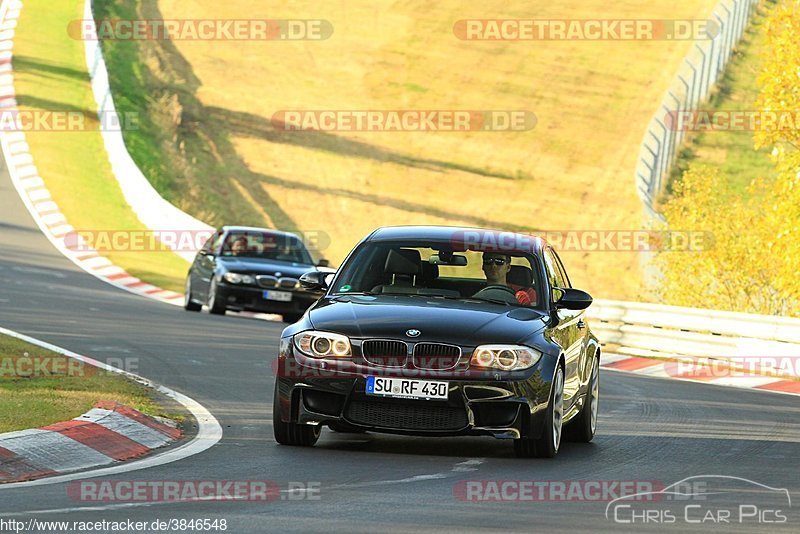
[294,331,352,358]
[223,273,255,284]
[470,345,542,371]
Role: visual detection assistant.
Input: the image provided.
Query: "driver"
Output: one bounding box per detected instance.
[230,237,249,256]
[481,252,537,305]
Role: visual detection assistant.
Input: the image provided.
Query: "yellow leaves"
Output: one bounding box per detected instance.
[658,1,800,316]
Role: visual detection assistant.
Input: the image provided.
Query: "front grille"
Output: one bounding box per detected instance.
[278,277,299,289]
[362,340,408,367]
[413,343,461,370]
[345,400,468,431]
[256,275,278,288]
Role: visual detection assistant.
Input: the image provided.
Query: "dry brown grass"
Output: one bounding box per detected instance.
[151,0,719,298]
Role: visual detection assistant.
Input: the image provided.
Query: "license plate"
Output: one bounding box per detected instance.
[263,290,292,302]
[366,376,448,400]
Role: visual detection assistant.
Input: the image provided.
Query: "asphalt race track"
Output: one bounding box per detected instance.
[1,152,799,532]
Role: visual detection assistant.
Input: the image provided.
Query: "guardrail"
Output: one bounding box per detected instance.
[635,0,761,219]
[590,299,800,377]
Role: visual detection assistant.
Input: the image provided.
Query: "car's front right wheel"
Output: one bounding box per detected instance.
[272,387,320,447]
[514,364,564,459]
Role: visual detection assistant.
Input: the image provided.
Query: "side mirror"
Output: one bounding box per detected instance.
[317,258,330,268]
[553,287,592,310]
[299,271,329,291]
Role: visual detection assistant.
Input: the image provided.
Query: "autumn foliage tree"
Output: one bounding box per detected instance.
[656,0,800,315]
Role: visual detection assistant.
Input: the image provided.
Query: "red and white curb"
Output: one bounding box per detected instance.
[601,353,800,396]
[0,326,222,489]
[0,402,181,483]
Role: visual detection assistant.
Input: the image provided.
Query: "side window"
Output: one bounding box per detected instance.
[551,249,572,288]
[200,231,221,254]
[542,248,560,288]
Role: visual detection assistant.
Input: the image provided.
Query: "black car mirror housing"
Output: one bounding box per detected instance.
[299,271,329,291]
[553,287,593,310]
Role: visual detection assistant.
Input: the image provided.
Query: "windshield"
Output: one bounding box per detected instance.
[220,231,314,264]
[332,241,542,308]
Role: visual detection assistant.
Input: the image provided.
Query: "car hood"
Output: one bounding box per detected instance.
[217,257,315,277]
[308,295,548,345]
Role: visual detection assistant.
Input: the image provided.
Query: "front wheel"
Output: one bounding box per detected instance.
[564,356,599,443]
[272,386,320,446]
[183,277,201,312]
[207,278,227,315]
[514,365,564,458]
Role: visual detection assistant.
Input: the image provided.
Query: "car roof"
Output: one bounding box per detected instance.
[367,225,545,254]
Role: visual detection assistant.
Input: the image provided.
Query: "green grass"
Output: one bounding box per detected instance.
[668,1,776,200]
[0,333,180,433]
[11,0,189,292]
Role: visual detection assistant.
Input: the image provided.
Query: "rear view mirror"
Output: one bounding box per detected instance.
[553,287,593,310]
[299,271,329,291]
[429,253,468,266]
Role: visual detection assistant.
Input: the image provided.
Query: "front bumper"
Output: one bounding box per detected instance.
[217,283,321,314]
[274,341,556,440]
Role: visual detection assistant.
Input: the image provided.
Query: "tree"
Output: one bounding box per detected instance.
[656,0,800,316]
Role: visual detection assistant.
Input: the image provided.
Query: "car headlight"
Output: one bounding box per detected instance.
[294,331,352,358]
[470,345,542,371]
[223,273,255,284]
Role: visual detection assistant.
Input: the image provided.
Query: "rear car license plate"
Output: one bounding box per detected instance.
[366,376,448,400]
[263,290,292,302]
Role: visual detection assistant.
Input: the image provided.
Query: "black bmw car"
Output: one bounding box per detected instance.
[184,226,332,322]
[273,226,600,458]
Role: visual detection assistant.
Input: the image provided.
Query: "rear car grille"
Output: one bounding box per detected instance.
[362,340,408,367]
[413,343,461,370]
[345,400,468,431]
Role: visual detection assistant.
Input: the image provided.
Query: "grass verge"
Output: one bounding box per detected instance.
[0,332,182,434]
[11,0,188,293]
[668,1,776,199]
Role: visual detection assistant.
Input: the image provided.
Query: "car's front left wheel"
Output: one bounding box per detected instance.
[514,364,564,459]
[272,387,321,447]
[564,355,599,443]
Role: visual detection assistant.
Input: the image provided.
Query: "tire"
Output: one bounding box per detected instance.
[183,277,202,312]
[564,356,599,443]
[207,278,227,315]
[514,364,564,458]
[272,386,321,446]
